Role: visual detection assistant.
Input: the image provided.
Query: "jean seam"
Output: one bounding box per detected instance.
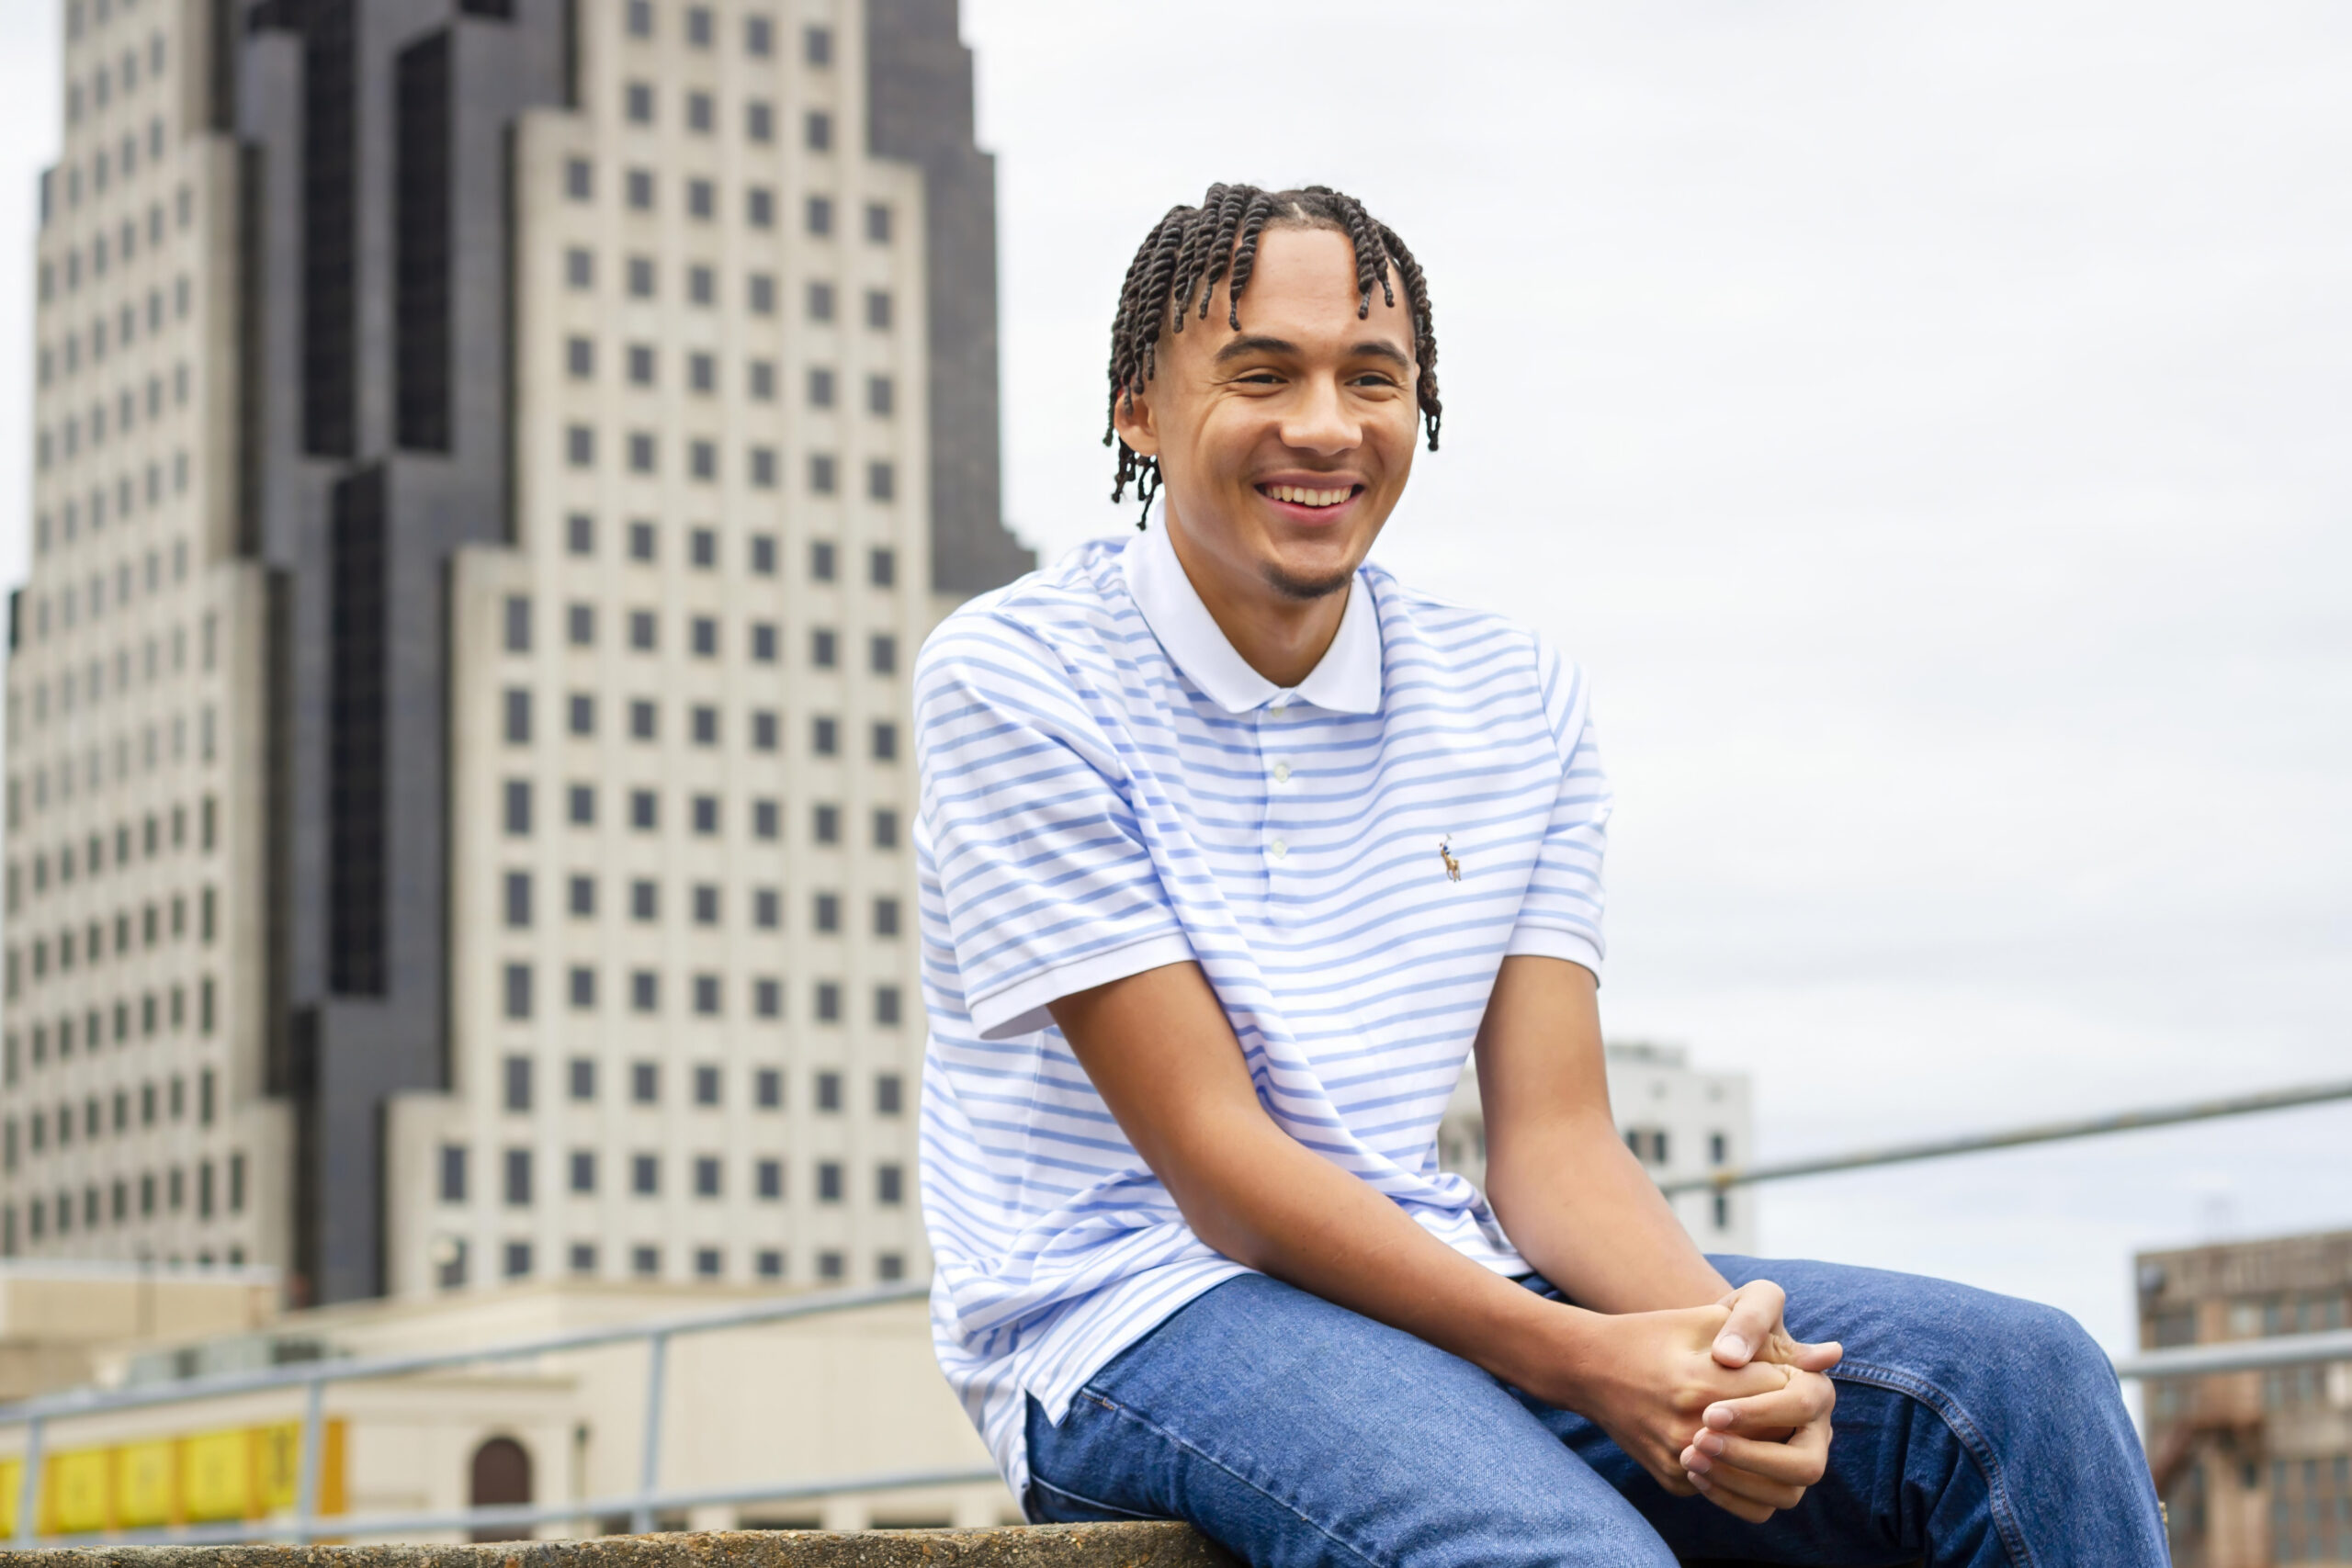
[1076,1386,1398,1568]
[1029,1472,1169,1523]
[1831,1359,2037,1568]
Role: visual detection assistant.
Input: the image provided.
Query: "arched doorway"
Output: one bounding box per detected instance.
[469,1436,533,1542]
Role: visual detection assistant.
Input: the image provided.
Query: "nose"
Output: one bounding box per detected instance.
[1279,372,1360,457]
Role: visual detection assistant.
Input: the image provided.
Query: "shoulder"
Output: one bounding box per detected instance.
[918,539,1139,693]
[1361,561,1594,741]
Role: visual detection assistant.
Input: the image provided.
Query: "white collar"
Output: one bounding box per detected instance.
[1121,502,1383,716]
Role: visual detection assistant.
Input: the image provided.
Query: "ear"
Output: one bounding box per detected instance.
[1111,376,1160,459]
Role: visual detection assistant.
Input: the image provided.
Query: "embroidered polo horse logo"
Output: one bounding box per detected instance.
[1438,837,1462,883]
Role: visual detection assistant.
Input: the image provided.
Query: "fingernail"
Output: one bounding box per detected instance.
[1705,1404,1736,1428]
[1685,1453,1710,1475]
[1717,1334,1749,1361]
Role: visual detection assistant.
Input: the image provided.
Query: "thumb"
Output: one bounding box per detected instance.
[1790,1338,1844,1373]
[1713,1280,1786,1368]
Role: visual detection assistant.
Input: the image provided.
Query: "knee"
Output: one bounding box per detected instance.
[1993,1296,2114,1390]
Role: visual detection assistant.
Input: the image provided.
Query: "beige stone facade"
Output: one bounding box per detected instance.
[2137,1229,2352,1567]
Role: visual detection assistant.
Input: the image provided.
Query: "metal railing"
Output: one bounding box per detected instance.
[0,1280,990,1550]
[4,1077,2347,1550]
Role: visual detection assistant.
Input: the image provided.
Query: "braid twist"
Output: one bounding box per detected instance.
[1103,182,1444,524]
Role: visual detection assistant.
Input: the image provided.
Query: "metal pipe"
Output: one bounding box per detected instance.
[1659,1077,2352,1196]
[0,1280,930,1426]
[631,1332,669,1536]
[2110,1325,2352,1382]
[292,1375,325,1545]
[13,1414,42,1547]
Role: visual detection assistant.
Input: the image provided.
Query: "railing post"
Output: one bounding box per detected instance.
[293,1375,325,1545]
[631,1331,670,1535]
[13,1413,42,1548]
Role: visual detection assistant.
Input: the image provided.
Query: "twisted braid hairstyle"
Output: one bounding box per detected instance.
[1104,183,1442,527]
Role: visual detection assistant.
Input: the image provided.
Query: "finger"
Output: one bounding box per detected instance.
[1788,1337,1844,1373]
[1687,1469,1780,1525]
[1689,1460,1807,1514]
[1713,1280,1786,1367]
[1686,1426,1830,1488]
[1702,1369,1837,1433]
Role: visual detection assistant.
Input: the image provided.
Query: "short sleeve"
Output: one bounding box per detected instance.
[1504,637,1611,977]
[914,615,1194,1041]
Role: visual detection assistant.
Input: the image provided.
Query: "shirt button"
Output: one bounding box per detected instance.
[1272,761,1292,785]
[1270,838,1289,861]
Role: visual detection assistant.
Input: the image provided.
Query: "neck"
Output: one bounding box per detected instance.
[1162,504,1350,690]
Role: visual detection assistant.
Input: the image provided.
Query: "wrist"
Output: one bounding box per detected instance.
[1487,1296,1614,1403]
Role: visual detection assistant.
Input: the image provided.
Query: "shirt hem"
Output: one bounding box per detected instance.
[967,931,1200,1041]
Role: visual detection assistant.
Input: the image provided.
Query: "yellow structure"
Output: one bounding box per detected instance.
[0,1418,345,1538]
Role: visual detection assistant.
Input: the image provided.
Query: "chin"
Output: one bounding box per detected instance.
[1260,558,1358,603]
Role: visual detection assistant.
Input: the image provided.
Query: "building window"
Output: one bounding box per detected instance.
[504,872,533,928]
[570,1057,596,1100]
[569,965,596,1010]
[752,799,780,840]
[690,617,718,657]
[693,975,720,1015]
[813,892,840,933]
[566,513,594,555]
[627,343,655,386]
[866,460,896,502]
[632,1061,659,1104]
[809,453,837,495]
[812,716,839,756]
[753,976,781,1016]
[692,796,718,835]
[686,178,714,220]
[628,700,657,741]
[869,547,897,588]
[632,1155,659,1196]
[688,265,715,305]
[628,432,656,473]
[751,710,779,750]
[865,288,892,330]
[504,1054,533,1111]
[571,1149,596,1193]
[869,633,897,676]
[685,90,712,133]
[631,970,659,1012]
[684,5,711,46]
[876,1073,903,1115]
[632,1245,660,1278]
[805,195,833,236]
[503,964,533,1020]
[756,1067,784,1109]
[565,248,594,289]
[564,157,592,200]
[628,520,657,561]
[807,280,835,321]
[872,808,899,850]
[875,985,902,1027]
[746,187,773,228]
[751,624,778,663]
[439,1144,468,1202]
[811,627,838,668]
[805,109,832,152]
[746,101,774,141]
[565,425,594,468]
[815,982,841,1023]
[813,806,842,848]
[749,446,776,487]
[505,776,537,831]
[748,273,775,314]
[804,24,832,65]
[504,1147,533,1207]
[628,609,657,650]
[504,594,533,651]
[808,366,836,408]
[819,1251,845,1281]
[876,1163,903,1205]
[877,1253,907,1282]
[628,255,655,297]
[745,13,773,54]
[570,1242,598,1274]
[568,784,595,826]
[865,202,891,243]
[756,1159,782,1200]
[817,1161,842,1202]
[626,168,654,210]
[624,81,653,123]
[625,0,651,37]
[694,1156,720,1197]
[630,790,657,830]
[871,721,899,761]
[873,897,899,938]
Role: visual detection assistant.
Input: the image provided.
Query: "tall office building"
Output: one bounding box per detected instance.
[2,0,1030,1304]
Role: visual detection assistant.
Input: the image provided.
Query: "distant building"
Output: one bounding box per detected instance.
[1438,1041,1756,1254]
[2135,1229,2352,1568]
[0,1265,1009,1540]
[2,0,1030,1304]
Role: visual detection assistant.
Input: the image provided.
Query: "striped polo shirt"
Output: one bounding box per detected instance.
[913,515,1611,1500]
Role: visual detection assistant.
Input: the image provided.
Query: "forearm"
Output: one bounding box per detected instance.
[1486,1109,1730,1314]
[1171,1108,1595,1393]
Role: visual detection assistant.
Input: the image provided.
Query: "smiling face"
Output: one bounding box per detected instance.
[1114,224,1422,608]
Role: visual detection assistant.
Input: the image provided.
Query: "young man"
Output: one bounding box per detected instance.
[913,184,2165,1567]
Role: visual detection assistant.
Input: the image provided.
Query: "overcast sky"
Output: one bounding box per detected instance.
[3,2,2346,1357]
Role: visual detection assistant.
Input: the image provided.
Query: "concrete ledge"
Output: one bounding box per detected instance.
[32,1526,1239,1568]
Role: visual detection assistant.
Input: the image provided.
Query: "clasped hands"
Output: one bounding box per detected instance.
[1565,1280,1843,1525]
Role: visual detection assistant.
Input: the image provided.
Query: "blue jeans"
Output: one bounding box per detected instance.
[1024,1258,2167,1566]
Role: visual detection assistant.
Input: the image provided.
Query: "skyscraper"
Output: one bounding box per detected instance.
[4,0,1029,1304]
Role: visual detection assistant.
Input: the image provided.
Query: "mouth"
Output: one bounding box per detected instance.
[1255,480,1367,522]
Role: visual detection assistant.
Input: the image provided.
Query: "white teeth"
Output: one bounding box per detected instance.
[1267,485,1351,507]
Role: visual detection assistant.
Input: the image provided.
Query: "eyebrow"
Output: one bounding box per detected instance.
[1213,333,1414,370]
